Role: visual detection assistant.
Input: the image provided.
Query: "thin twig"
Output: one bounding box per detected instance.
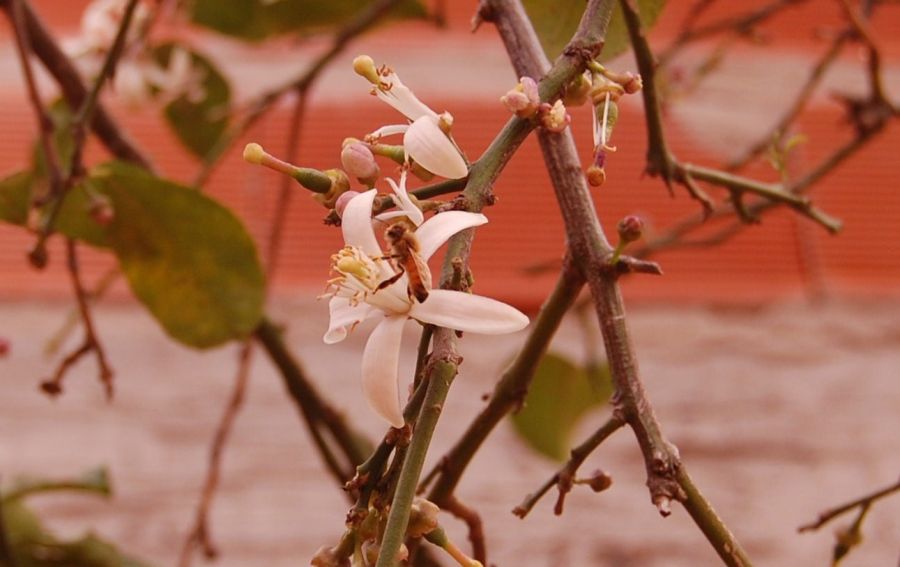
[426,259,584,503]
[7,0,62,191]
[513,413,625,518]
[178,341,254,566]
[798,476,900,533]
[0,0,152,169]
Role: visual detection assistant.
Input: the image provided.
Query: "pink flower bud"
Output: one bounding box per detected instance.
[500,76,540,118]
[341,140,380,182]
[539,100,570,133]
[617,215,644,243]
[90,197,115,226]
[334,190,361,217]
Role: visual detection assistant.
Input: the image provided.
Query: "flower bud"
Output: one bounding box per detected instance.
[341,140,380,184]
[334,190,361,218]
[539,100,570,133]
[617,215,644,244]
[500,76,540,118]
[407,498,440,538]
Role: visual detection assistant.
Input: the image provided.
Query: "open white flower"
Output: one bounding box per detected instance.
[354,56,468,180]
[324,189,529,427]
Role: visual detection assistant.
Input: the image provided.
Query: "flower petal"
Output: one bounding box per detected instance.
[409,290,528,334]
[387,170,423,226]
[416,211,487,261]
[361,314,407,428]
[324,297,372,344]
[404,117,468,180]
[342,189,381,256]
[376,73,438,122]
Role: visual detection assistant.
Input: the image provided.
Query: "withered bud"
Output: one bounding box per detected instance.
[313,169,351,209]
[562,73,591,107]
[617,215,644,244]
[586,469,613,492]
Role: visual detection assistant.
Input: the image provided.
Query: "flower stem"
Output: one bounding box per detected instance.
[375,359,458,567]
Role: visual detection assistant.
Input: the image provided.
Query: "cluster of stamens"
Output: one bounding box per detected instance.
[324,246,383,305]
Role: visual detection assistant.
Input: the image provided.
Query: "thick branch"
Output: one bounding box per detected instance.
[491,0,753,564]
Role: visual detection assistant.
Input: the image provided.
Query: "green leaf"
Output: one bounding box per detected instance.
[2,469,154,567]
[522,0,666,62]
[32,100,76,178]
[189,0,427,42]
[4,467,111,503]
[87,162,265,348]
[153,43,231,158]
[0,170,33,225]
[0,163,265,348]
[510,353,612,461]
[0,171,111,249]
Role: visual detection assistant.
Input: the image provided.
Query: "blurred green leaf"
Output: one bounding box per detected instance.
[0,163,265,348]
[188,0,427,42]
[2,469,153,567]
[153,44,231,158]
[87,161,265,348]
[510,353,613,461]
[0,170,33,225]
[32,100,76,178]
[4,467,111,503]
[522,0,666,62]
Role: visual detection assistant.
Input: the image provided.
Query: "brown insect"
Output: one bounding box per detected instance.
[377,220,431,303]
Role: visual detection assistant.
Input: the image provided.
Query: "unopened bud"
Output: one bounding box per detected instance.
[603,69,643,94]
[407,498,441,538]
[501,76,540,118]
[540,100,570,133]
[617,215,644,244]
[341,140,380,183]
[352,55,380,85]
[334,190,361,218]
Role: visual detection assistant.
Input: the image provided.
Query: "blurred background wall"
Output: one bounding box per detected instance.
[1,0,899,308]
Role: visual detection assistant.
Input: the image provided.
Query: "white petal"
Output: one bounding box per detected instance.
[361,314,407,428]
[376,73,438,122]
[324,297,372,344]
[374,210,410,224]
[387,170,423,226]
[409,290,529,334]
[342,189,381,256]
[369,124,409,139]
[404,117,468,180]
[416,211,488,261]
